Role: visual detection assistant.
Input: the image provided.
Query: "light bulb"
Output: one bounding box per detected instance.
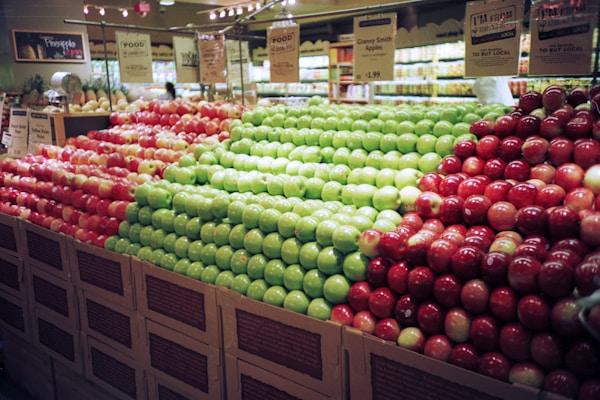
[228,8,234,16]
[83,5,89,14]
[248,3,254,12]
[209,11,216,20]
[236,6,243,15]
[288,0,296,4]
[121,8,128,17]
[99,7,105,16]
[219,9,226,18]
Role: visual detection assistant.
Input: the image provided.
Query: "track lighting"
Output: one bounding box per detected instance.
[98,7,105,16]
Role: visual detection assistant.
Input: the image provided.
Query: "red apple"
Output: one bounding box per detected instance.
[394,294,420,327]
[469,119,495,138]
[478,352,511,382]
[366,257,391,287]
[579,379,600,400]
[374,317,401,342]
[396,327,426,353]
[494,114,518,138]
[573,259,600,296]
[499,136,524,162]
[579,212,600,248]
[489,286,518,322]
[414,191,444,219]
[530,332,564,370]
[499,322,532,361]
[368,287,397,319]
[515,115,541,139]
[508,362,545,388]
[386,261,409,295]
[476,135,501,160]
[521,136,550,165]
[432,273,462,308]
[573,138,600,169]
[423,334,453,362]
[517,294,550,331]
[417,301,445,335]
[519,91,543,114]
[547,205,580,240]
[550,297,584,337]
[439,195,465,225]
[470,315,500,352]
[444,307,472,343]
[330,304,355,326]
[437,155,463,175]
[565,187,595,212]
[535,183,566,208]
[482,158,508,181]
[352,310,376,334]
[438,173,465,197]
[565,338,600,379]
[348,281,373,312]
[516,205,548,237]
[539,115,566,140]
[448,343,479,371]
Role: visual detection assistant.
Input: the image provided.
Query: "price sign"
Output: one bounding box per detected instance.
[27,111,52,154]
[198,33,227,84]
[116,31,153,83]
[528,0,598,76]
[173,36,199,83]
[268,25,300,83]
[7,109,28,157]
[353,13,396,82]
[464,0,524,77]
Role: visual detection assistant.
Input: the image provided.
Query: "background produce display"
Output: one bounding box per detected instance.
[1,85,600,399]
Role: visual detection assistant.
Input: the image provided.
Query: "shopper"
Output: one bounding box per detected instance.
[159,82,176,100]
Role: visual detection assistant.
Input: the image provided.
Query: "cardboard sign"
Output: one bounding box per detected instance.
[226,40,251,86]
[115,31,153,83]
[528,0,599,76]
[12,30,86,63]
[173,36,199,83]
[464,0,524,77]
[198,33,227,84]
[268,25,300,83]
[7,109,29,157]
[27,111,52,153]
[353,13,397,81]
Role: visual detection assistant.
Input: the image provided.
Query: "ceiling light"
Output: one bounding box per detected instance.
[120,8,128,17]
[236,6,243,15]
[159,0,175,5]
[209,11,216,20]
[228,8,234,16]
[247,4,254,12]
[99,7,105,16]
[83,5,89,14]
[219,9,226,18]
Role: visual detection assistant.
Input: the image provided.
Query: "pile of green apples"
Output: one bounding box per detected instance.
[106,98,506,320]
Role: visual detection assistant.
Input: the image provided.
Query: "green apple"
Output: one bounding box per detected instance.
[134,183,153,206]
[320,181,343,202]
[246,279,269,301]
[303,177,324,199]
[200,242,219,265]
[432,120,454,137]
[380,151,402,170]
[229,224,248,250]
[332,131,347,148]
[323,274,351,304]
[342,251,369,282]
[348,149,368,169]
[319,130,335,147]
[281,237,302,265]
[397,152,421,170]
[196,196,215,221]
[301,147,322,164]
[331,225,361,254]
[382,119,399,135]
[183,194,202,217]
[416,134,438,154]
[329,164,352,185]
[159,252,178,271]
[125,202,141,223]
[311,208,333,223]
[139,225,155,247]
[162,232,179,254]
[173,258,191,275]
[138,205,155,226]
[270,157,289,175]
[174,236,192,259]
[230,274,252,295]
[349,215,373,231]
[363,131,381,151]
[375,168,397,188]
[226,201,246,225]
[379,133,398,153]
[262,232,284,259]
[186,261,205,280]
[346,130,364,150]
[394,168,422,189]
[242,203,265,229]
[294,216,319,242]
[200,264,220,284]
[332,147,350,165]
[339,184,356,206]
[188,240,204,262]
[418,152,443,173]
[298,241,322,270]
[377,209,403,225]
[305,128,323,146]
[200,221,217,243]
[351,184,377,208]
[372,186,402,211]
[215,245,234,270]
[283,264,306,291]
[356,166,378,186]
[283,290,310,314]
[366,118,383,133]
[452,121,473,136]
[277,211,301,238]
[316,245,344,275]
[397,120,416,134]
[264,259,287,286]
[365,150,384,169]
[230,249,250,274]
[435,134,456,157]
[315,219,340,247]
[399,186,422,213]
[194,164,210,184]
[127,222,143,243]
[150,248,166,265]
[213,223,232,246]
[306,298,332,320]
[243,228,265,255]
[337,117,353,131]
[214,270,235,288]
[273,198,294,213]
[414,119,435,136]
[298,163,318,178]
[247,254,268,280]
[262,285,288,307]
[396,133,418,153]
[159,209,176,233]
[283,175,307,198]
[172,213,191,236]
[302,269,326,298]
[150,228,167,250]
[136,246,154,262]
[292,201,316,217]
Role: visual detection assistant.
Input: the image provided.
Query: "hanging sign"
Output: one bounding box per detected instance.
[115,31,153,83]
[528,0,599,76]
[27,111,52,154]
[6,109,29,157]
[268,25,300,83]
[198,32,227,84]
[353,13,397,81]
[464,0,524,77]
[226,40,251,86]
[12,30,86,63]
[173,36,199,83]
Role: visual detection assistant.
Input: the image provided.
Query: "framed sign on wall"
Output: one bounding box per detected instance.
[12,30,86,63]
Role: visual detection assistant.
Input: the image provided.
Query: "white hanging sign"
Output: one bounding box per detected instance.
[353,13,397,81]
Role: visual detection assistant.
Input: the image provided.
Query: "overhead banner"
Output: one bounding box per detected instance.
[226,40,251,86]
[6,109,29,157]
[115,31,153,83]
[198,32,227,84]
[27,111,52,154]
[464,0,524,77]
[267,25,300,83]
[173,36,199,83]
[353,13,397,81]
[528,0,599,76]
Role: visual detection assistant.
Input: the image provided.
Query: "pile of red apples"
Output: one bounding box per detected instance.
[338,84,600,399]
[0,99,236,246]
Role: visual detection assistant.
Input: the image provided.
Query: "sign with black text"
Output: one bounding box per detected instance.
[268,25,300,83]
[7,109,28,157]
[226,40,251,86]
[353,13,397,81]
[464,0,523,77]
[27,112,52,154]
[528,0,598,76]
[198,33,227,84]
[173,36,199,83]
[115,31,153,83]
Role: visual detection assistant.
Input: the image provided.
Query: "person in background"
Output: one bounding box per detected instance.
[159,82,176,100]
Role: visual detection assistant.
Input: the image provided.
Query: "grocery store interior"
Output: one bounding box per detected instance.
[1,0,600,399]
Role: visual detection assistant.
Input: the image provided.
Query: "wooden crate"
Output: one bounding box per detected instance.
[0,251,26,300]
[21,220,70,280]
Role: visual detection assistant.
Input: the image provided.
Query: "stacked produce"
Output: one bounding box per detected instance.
[1,85,599,398]
[0,99,235,246]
